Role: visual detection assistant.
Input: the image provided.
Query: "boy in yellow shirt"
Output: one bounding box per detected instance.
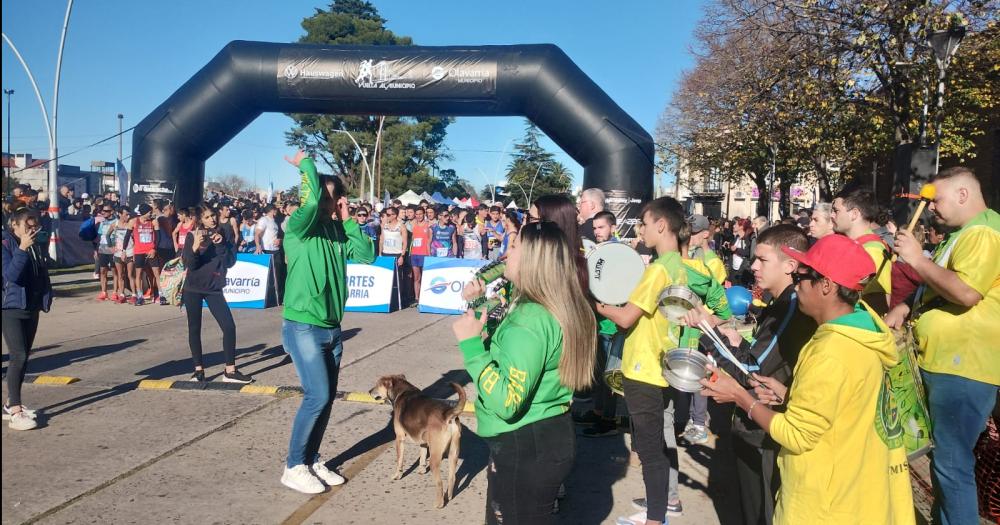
[831,187,892,314]
[597,197,687,525]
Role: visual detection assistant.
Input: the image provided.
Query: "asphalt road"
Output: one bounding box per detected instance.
[1,292,751,524]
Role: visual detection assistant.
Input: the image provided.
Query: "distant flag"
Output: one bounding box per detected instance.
[266,181,274,202]
[383,190,391,209]
[116,159,130,202]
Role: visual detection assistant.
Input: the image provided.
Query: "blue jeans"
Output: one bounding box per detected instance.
[922,370,998,525]
[283,319,343,468]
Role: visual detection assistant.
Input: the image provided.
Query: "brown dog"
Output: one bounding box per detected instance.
[369,375,466,508]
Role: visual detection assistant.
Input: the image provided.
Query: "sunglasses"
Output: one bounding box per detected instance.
[791,269,821,286]
[101,209,113,213]
[357,213,368,217]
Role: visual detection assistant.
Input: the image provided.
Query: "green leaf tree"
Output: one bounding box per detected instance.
[284,0,453,199]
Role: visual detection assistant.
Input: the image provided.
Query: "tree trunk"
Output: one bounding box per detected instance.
[778,175,792,218]
[752,172,769,217]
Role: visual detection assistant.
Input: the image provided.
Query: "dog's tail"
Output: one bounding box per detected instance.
[447,382,467,422]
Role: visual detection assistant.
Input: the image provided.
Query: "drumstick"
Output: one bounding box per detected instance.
[698,320,784,404]
[906,184,936,233]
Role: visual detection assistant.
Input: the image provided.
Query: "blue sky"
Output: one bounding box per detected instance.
[2,0,703,193]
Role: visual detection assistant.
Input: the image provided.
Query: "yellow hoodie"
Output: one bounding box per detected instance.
[770,303,914,524]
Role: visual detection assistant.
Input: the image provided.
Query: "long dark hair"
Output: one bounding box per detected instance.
[532,194,589,296]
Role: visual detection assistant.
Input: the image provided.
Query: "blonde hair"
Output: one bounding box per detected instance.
[514,222,597,391]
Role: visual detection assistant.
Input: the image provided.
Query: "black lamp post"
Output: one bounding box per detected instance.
[3,88,12,193]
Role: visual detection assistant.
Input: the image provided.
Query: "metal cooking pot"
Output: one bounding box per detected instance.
[661,347,715,393]
[657,285,704,324]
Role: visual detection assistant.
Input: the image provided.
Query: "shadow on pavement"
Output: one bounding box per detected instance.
[37,381,141,418]
[135,343,267,379]
[17,339,146,376]
[557,427,631,524]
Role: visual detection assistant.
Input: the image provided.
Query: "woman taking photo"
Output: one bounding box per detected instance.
[2,207,51,430]
[182,205,251,384]
[453,221,596,524]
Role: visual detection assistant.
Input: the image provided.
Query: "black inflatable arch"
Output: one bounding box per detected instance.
[130,41,653,230]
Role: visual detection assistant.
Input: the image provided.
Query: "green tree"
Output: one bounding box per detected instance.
[285,0,453,199]
[505,120,572,202]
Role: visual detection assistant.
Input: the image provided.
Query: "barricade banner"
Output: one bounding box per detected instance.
[223,253,271,309]
[345,256,396,313]
[418,257,488,314]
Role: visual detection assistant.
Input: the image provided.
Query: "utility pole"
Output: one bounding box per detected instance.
[117,113,123,160]
[4,88,12,192]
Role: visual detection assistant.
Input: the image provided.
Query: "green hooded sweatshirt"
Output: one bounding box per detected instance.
[282,158,375,328]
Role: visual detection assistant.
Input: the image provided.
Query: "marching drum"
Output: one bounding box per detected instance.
[891,327,934,460]
[587,242,645,305]
[662,347,716,393]
[582,238,598,257]
[657,285,704,324]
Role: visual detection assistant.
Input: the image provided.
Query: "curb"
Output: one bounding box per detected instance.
[134,380,475,412]
[27,375,81,385]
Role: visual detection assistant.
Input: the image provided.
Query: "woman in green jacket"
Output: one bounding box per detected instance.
[452,221,596,524]
[279,151,375,495]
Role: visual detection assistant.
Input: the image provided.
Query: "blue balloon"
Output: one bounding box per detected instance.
[726,286,753,316]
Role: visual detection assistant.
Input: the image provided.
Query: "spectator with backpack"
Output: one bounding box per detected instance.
[181,205,251,384]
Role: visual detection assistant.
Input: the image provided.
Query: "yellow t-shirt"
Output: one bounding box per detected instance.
[861,234,892,297]
[915,210,1000,385]
[621,251,685,387]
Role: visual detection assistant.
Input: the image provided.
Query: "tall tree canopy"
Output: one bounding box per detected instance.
[504,121,573,206]
[659,0,998,216]
[284,0,463,199]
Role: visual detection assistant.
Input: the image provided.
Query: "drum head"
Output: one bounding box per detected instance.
[587,242,645,305]
[582,238,598,257]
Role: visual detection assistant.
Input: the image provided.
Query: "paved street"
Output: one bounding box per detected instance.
[2,291,741,525]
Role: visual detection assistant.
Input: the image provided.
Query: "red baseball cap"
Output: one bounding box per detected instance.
[781,234,875,291]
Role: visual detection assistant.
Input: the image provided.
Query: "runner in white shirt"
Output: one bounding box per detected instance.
[254,205,281,254]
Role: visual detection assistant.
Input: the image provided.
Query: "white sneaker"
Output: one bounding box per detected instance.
[281,465,325,494]
[616,511,650,525]
[2,405,37,421]
[8,411,38,431]
[311,456,346,486]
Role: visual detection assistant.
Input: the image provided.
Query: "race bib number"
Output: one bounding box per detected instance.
[140,231,154,244]
[413,238,423,248]
[436,247,449,257]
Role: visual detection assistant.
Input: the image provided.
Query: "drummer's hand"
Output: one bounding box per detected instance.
[717,325,743,347]
[462,278,485,301]
[452,308,487,341]
[750,373,786,405]
[682,307,708,328]
[698,364,744,404]
[884,303,910,330]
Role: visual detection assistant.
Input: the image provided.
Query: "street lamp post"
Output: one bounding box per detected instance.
[927,25,966,173]
[3,88,12,192]
[330,129,375,204]
[1,0,74,261]
[117,113,124,161]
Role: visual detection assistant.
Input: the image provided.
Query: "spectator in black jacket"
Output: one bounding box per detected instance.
[2,207,52,431]
[181,205,252,384]
[690,224,817,525]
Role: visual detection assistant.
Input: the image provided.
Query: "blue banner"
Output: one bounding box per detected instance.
[222,253,272,309]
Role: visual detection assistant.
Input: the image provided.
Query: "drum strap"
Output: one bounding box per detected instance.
[747,292,798,372]
[912,230,962,315]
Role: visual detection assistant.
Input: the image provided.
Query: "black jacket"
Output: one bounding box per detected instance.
[182,227,236,294]
[716,284,816,448]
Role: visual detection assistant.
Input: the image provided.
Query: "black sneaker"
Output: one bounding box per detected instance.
[222,370,253,384]
[572,409,602,425]
[158,296,169,306]
[582,418,620,438]
[189,370,206,382]
[631,498,683,517]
